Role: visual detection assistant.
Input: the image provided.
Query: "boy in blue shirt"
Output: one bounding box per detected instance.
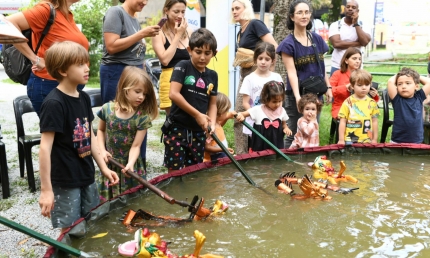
[387,67,430,143]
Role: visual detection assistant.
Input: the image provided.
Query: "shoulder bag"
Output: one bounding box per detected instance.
[2,3,56,85]
[297,32,328,96]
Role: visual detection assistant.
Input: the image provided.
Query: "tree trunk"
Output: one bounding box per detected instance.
[329,0,342,24]
[273,0,293,80]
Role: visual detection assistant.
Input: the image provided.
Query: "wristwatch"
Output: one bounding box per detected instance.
[353,23,360,27]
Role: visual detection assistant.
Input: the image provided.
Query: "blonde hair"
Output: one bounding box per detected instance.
[231,0,255,24]
[114,66,159,121]
[45,41,89,81]
[350,69,372,86]
[216,92,231,115]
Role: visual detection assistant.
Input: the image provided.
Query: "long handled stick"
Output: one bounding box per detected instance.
[240,119,304,165]
[208,126,256,186]
[0,216,93,257]
[107,157,193,208]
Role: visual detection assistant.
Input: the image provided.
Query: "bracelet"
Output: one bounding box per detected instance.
[33,56,40,66]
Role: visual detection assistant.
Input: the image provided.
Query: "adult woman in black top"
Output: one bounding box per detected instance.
[152,0,193,116]
[232,0,278,154]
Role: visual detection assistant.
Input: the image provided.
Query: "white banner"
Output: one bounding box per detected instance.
[186,0,200,31]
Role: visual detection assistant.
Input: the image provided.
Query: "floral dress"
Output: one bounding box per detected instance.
[96,102,152,202]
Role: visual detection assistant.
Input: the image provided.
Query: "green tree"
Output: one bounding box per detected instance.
[72,0,111,77]
[328,0,342,24]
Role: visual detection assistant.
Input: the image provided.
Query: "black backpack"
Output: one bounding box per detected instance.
[2,3,56,85]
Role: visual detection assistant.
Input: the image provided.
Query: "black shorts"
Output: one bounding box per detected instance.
[163,125,206,170]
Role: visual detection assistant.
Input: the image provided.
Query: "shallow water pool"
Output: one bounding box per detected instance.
[71,154,430,257]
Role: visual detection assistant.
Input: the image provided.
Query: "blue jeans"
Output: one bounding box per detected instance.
[330,67,339,76]
[100,63,147,160]
[284,94,302,148]
[27,73,84,116]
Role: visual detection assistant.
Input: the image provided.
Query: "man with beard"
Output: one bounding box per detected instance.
[328,0,371,75]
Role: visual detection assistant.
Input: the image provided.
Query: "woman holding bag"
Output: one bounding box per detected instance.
[231,0,278,154]
[6,0,89,116]
[276,0,332,148]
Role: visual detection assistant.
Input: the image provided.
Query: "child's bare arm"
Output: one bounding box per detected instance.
[236,111,250,122]
[387,75,397,100]
[124,129,147,174]
[371,117,378,144]
[242,95,251,110]
[420,76,430,96]
[204,142,223,154]
[282,120,292,136]
[219,111,237,126]
[337,118,346,145]
[170,81,212,131]
[91,130,119,186]
[39,132,55,218]
[97,120,111,163]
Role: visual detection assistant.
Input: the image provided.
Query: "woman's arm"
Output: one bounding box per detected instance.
[281,53,300,101]
[260,33,278,50]
[152,18,190,66]
[6,12,39,64]
[104,25,160,55]
[325,74,333,103]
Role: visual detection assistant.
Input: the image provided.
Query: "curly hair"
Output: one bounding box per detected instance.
[260,81,285,104]
[395,67,420,85]
[297,93,322,113]
[286,0,313,31]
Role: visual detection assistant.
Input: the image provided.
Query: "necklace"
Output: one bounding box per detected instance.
[240,20,250,33]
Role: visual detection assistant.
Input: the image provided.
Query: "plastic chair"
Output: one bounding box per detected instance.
[380,90,393,143]
[0,125,10,199]
[13,95,40,192]
[85,88,103,108]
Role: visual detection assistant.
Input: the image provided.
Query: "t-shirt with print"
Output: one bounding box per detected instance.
[23,3,89,80]
[101,6,145,66]
[391,89,426,143]
[39,89,95,188]
[338,95,379,144]
[237,19,270,51]
[239,72,283,134]
[169,60,218,131]
[276,32,329,91]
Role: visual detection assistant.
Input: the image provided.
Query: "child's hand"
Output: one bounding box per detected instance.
[228,111,237,119]
[102,168,119,186]
[121,163,134,178]
[195,113,211,132]
[227,148,234,154]
[101,150,112,163]
[39,190,54,218]
[235,112,245,122]
[283,126,293,136]
[369,88,379,98]
[337,140,345,145]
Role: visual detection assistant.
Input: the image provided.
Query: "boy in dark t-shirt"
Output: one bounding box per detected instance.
[39,41,119,232]
[163,28,218,173]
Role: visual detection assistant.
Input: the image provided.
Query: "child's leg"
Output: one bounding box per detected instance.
[184,130,206,166]
[51,182,99,231]
[163,126,187,172]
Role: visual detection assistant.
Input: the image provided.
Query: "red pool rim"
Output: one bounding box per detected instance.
[44,143,430,257]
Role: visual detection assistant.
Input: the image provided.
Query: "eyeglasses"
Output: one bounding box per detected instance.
[294,11,311,17]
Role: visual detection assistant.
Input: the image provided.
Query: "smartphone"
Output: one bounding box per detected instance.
[157,17,168,27]
[368,82,379,97]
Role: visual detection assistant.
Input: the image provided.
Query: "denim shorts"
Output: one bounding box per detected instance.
[50,182,99,229]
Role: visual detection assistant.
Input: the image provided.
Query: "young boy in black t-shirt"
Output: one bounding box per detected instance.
[163,28,218,173]
[39,41,119,232]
